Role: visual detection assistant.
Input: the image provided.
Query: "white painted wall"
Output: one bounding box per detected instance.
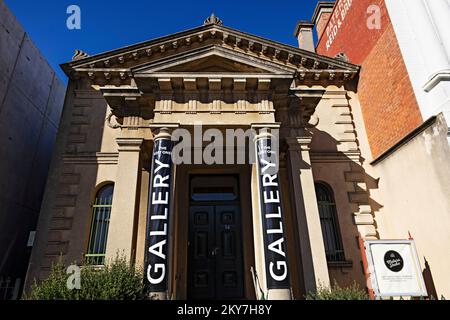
[385,0,450,141]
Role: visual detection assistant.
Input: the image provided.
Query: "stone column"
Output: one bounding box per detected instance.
[251,126,292,300]
[144,128,175,300]
[105,138,143,262]
[286,136,330,294]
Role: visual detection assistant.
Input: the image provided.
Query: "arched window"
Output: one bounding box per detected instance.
[315,183,345,262]
[86,184,114,265]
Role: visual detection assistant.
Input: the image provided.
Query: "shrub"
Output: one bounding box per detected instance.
[306,281,370,300]
[26,256,145,300]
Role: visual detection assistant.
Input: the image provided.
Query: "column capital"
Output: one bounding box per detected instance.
[149,123,179,140]
[116,138,143,152]
[286,136,313,151]
[154,127,172,141]
[251,123,281,141]
[251,123,281,130]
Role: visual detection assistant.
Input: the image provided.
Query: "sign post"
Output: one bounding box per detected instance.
[358,235,375,300]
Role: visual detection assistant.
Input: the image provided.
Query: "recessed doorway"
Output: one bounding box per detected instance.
[187,175,245,300]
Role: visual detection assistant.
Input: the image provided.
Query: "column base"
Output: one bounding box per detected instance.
[267,289,292,300]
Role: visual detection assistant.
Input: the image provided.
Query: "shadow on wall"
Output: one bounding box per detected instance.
[24,81,112,296]
[423,257,438,299]
[304,123,383,291]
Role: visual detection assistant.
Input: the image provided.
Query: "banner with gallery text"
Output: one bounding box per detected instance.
[255,136,290,289]
[144,138,174,293]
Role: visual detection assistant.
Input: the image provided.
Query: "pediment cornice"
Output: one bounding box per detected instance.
[62,23,359,85]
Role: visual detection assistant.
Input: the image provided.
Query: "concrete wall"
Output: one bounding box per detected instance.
[0,0,65,295]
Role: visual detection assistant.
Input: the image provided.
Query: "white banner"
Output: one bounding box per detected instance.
[365,240,427,298]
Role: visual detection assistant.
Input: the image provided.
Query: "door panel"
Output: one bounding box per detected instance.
[215,205,244,299]
[188,205,244,300]
[188,206,215,299]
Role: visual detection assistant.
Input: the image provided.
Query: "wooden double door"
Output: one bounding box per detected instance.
[187,177,245,300]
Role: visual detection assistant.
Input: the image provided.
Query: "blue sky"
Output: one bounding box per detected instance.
[4,0,320,82]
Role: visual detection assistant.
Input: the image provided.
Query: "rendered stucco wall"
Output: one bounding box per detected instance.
[372,114,450,298]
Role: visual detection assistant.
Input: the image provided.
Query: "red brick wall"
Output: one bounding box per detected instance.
[315,0,423,158]
[357,24,423,157]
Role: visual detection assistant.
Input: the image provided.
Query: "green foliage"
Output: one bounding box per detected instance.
[306,281,370,300]
[26,256,145,300]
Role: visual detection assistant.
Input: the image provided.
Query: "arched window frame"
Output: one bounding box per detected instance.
[86,183,114,265]
[315,182,345,262]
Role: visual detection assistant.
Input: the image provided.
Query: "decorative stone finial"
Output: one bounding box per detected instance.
[204,13,223,26]
[72,49,90,61]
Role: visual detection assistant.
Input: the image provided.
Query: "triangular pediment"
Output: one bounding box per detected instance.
[157,55,265,73]
[132,46,295,76]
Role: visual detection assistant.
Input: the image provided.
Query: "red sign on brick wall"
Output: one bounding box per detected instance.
[317,0,389,65]
[323,0,354,51]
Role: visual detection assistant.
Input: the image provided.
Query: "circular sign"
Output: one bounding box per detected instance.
[384,250,404,272]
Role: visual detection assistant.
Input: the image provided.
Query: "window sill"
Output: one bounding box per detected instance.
[80,264,105,270]
[327,260,353,268]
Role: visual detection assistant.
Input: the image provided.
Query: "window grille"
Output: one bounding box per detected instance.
[86,184,114,265]
[315,183,345,262]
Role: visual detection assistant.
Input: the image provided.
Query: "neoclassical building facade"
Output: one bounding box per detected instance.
[25,15,379,300]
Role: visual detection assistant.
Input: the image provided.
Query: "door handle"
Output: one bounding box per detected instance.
[210,247,219,256]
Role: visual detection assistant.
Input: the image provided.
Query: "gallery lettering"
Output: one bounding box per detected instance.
[256,137,290,289]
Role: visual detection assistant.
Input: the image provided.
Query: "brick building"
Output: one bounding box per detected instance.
[311,0,450,158]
